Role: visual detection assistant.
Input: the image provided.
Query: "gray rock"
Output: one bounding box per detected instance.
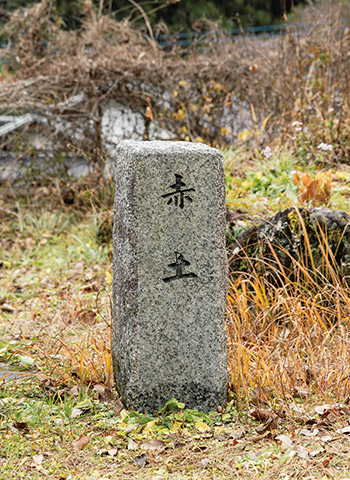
[229,207,350,285]
[112,140,228,412]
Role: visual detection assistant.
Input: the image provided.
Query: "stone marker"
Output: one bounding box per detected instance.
[112,141,228,412]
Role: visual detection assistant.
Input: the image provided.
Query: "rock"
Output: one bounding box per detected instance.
[229,207,350,285]
[112,140,228,412]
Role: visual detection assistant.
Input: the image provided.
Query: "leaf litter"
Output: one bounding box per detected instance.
[1,180,350,478]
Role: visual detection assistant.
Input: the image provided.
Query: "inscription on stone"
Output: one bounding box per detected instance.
[112,141,228,412]
[161,173,195,209]
[163,252,198,283]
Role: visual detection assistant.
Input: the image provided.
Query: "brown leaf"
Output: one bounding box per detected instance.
[275,434,293,449]
[255,416,280,433]
[1,303,15,313]
[32,454,44,467]
[141,439,164,450]
[250,408,276,422]
[92,384,105,394]
[127,439,139,450]
[25,237,35,251]
[145,106,154,122]
[246,431,272,443]
[251,386,271,406]
[225,428,245,440]
[114,399,124,416]
[69,386,80,397]
[249,65,257,74]
[134,453,149,467]
[76,309,96,324]
[13,420,29,433]
[72,433,90,451]
[293,171,301,186]
[225,438,240,446]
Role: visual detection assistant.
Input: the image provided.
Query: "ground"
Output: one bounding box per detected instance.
[1,147,350,479]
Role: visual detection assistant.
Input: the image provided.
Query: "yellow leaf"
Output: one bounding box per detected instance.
[178,80,187,86]
[145,106,154,122]
[195,421,211,433]
[120,409,128,421]
[220,127,231,136]
[173,89,178,97]
[143,419,158,431]
[173,108,186,121]
[237,129,253,142]
[250,103,257,123]
[242,180,253,189]
[261,113,273,132]
[211,81,224,92]
[105,270,112,285]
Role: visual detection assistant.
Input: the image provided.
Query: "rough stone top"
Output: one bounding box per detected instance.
[116,140,221,157]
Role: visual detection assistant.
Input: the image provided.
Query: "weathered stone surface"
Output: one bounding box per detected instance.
[112,140,228,412]
[229,207,350,284]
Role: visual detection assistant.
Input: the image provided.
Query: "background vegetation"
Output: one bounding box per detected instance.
[1,0,350,478]
[0,0,307,31]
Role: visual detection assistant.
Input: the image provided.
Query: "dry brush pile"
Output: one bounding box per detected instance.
[0,0,349,163]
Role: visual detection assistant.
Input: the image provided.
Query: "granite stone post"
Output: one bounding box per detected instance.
[112,141,228,412]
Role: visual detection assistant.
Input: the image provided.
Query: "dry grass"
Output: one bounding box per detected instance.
[1,175,350,478]
[1,175,350,405]
[0,0,349,160]
[227,215,350,407]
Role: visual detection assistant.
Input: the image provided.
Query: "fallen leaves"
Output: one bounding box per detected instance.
[32,454,44,467]
[275,434,293,450]
[98,448,118,457]
[141,439,164,450]
[127,439,139,450]
[13,420,30,433]
[293,170,333,205]
[72,434,90,451]
[337,426,350,434]
[1,303,15,313]
[133,453,149,467]
[195,420,211,433]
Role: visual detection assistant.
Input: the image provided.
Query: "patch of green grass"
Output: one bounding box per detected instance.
[224,145,350,222]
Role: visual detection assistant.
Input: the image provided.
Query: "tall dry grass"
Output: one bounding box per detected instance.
[227,214,350,407]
